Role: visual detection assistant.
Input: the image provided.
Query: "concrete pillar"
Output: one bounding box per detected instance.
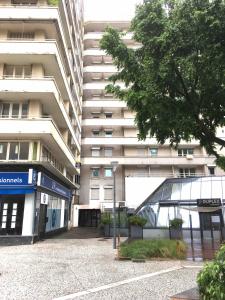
[0,64,4,78]
[35,30,46,40]
[22,193,35,236]
[73,205,79,227]
[32,64,44,78]
[0,29,7,40]
[28,100,42,118]
[60,200,65,228]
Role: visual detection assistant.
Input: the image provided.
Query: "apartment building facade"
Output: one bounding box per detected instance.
[79,19,224,226]
[0,0,83,243]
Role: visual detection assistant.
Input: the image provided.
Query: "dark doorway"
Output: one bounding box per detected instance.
[79,209,101,227]
[0,195,25,235]
[199,210,224,243]
[38,204,47,239]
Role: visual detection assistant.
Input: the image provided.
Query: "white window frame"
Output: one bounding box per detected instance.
[91,147,100,157]
[0,102,28,119]
[178,148,194,157]
[90,187,100,200]
[104,168,113,177]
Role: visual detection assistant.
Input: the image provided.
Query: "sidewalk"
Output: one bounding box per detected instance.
[0,228,203,300]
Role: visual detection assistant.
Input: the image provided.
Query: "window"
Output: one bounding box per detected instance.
[178,148,194,156]
[91,147,100,157]
[8,32,35,40]
[105,112,112,118]
[0,102,28,118]
[105,130,113,137]
[8,142,29,160]
[92,130,100,136]
[208,166,215,175]
[137,148,145,156]
[104,186,113,201]
[11,0,38,5]
[104,168,113,177]
[104,148,112,157]
[91,168,100,177]
[149,148,158,157]
[91,112,100,118]
[90,187,99,200]
[4,65,32,78]
[0,143,7,160]
[179,168,196,178]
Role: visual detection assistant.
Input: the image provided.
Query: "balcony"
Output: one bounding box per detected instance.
[0,77,81,151]
[81,156,215,166]
[83,100,127,108]
[82,118,135,127]
[82,137,201,146]
[0,118,76,168]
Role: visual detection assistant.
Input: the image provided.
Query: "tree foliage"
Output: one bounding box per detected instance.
[100,0,225,168]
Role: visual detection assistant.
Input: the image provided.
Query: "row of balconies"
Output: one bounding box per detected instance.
[0,77,81,151]
[81,156,215,166]
[0,5,83,106]
[0,118,80,173]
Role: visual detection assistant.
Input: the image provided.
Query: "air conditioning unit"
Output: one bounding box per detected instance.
[186,154,193,160]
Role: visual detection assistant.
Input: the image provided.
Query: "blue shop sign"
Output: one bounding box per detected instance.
[0,170,36,194]
[37,172,71,200]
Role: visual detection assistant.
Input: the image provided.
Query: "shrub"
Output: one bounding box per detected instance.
[100,212,111,225]
[169,218,183,229]
[129,215,147,227]
[48,0,59,6]
[120,239,187,260]
[197,244,225,300]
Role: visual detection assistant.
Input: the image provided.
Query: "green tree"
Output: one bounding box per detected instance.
[100,0,225,169]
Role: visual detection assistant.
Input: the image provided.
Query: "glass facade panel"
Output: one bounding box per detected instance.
[0,143,7,160]
[136,176,225,229]
[19,142,29,160]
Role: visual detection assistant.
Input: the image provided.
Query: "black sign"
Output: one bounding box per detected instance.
[197,198,221,207]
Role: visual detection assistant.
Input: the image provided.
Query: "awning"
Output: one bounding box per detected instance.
[180,206,224,213]
[0,187,35,195]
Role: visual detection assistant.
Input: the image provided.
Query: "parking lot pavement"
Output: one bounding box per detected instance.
[0,230,203,300]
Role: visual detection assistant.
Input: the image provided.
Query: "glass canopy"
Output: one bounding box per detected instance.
[136,176,225,228]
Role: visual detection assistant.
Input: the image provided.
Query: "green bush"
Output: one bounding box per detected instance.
[100,212,111,225]
[169,218,183,229]
[197,244,225,300]
[120,239,187,260]
[47,0,59,6]
[129,215,147,227]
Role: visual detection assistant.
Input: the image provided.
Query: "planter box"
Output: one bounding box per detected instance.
[104,224,110,237]
[130,225,143,239]
[170,229,183,240]
[222,227,225,241]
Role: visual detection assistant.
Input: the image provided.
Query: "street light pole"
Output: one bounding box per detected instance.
[111,161,118,250]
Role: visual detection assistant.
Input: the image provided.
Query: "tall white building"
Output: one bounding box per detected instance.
[0,0,83,243]
[78,1,224,226]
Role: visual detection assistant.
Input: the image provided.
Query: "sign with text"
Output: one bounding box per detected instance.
[197,198,221,207]
[37,172,71,200]
[0,170,36,186]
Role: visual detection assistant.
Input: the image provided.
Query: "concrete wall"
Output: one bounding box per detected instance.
[125,177,166,209]
[22,193,35,236]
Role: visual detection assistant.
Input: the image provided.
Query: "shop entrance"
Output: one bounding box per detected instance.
[0,195,25,235]
[79,209,101,227]
[199,210,224,243]
[38,204,47,239]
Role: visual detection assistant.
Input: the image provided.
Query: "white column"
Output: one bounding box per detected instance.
[22,193,35,236]
[73,205,79,227]
[60,199,65,228]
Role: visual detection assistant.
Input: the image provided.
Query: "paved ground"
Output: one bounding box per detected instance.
[0,228,203,300]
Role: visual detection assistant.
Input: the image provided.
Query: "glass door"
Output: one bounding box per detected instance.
[0,196,25,235]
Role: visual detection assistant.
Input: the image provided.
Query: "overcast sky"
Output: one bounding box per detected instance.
[84,0,143,21]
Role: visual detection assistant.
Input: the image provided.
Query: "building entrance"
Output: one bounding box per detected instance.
[38,204,47,239]
[79,209,101,227]
[0,195,25,235]
[199,210,224,243]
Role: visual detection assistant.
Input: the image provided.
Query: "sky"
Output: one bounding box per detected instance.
[84,0,143,22]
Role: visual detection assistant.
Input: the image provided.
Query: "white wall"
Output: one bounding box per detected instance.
[22,193,35,236]
[125,177,166,209]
